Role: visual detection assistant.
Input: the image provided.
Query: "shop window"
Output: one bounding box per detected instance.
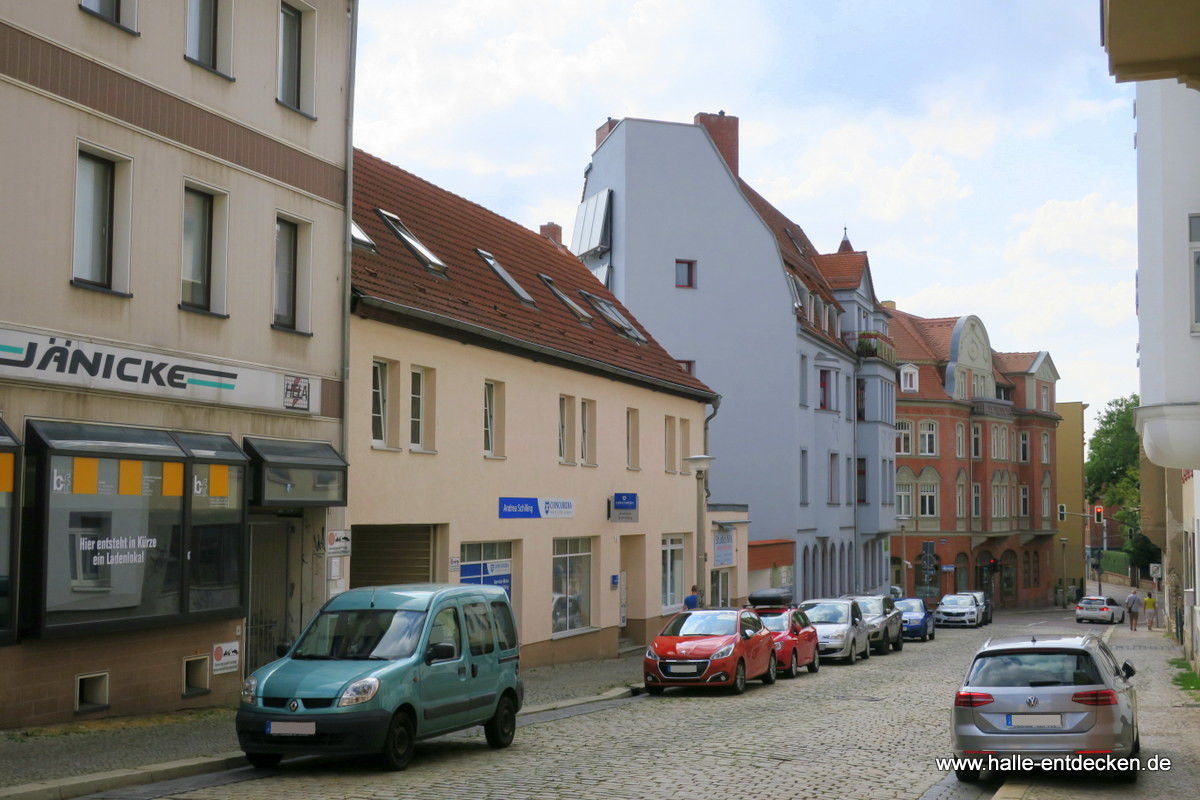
[0,419,16,642]
[459,541,513,597]
[552,537,591,634]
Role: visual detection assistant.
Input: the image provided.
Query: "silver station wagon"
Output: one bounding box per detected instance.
[951,633,1138,782]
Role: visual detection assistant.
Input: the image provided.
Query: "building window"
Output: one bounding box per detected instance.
[459,541,513,593]
[678,418,691,474]
[1191,215,1200,327]
[856,458,867,505]
[991,425,1009,460]
[675,259,696,288]
[799,449,808,505]
[484,381,505,457]
[895,420,912,455]
[677,360,695,375]
[664,415,677,472]
[1042,487,1051,519]
[273,217,298,328]
[559,395,576,464]
[918,421,937,456]
[856,379,867,421]
[74,152,115,289]
[478,249,535,304]
[845,456,853,506]
[919,484,938,517]
[81,0,137,30]
[410,367,432,449]
[1040,385,1050,412]
[1041,432,1050,464]
[371,360,388,446]
[278,2,315,113]
[626,408,639,469]
[896,483,912,518]
[972,483,982,518]
[971,424,982,459]
[900,365,918,392]
[552,538,591,633]
[955,423,965,459]
[1020,485,1030,517]
[799,355,809,407]
[1019,432,1030,462]
[185,0,232,74]
[828,453,840,504]
[956,483,966,518]
[661,536,685,609]
[580,399,597,465]
[819,369,835,410]
[181,188,214,309]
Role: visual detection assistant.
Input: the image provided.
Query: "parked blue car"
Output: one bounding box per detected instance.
[896,597,935,641]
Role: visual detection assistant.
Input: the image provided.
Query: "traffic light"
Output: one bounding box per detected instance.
[1057,504,1066,522]
[987,557,997,574]
[1094,505,1104,523]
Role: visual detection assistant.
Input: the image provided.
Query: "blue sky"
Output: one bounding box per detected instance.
[353,1,1138,438]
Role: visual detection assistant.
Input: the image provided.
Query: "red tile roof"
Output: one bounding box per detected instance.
[993,352,1037,375]
[351,149,715,399]
[813,250,869,291]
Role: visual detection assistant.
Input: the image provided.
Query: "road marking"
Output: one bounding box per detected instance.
[1027,620,1046,627]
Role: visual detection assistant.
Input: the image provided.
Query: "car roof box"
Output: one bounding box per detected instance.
[748,588,793,607]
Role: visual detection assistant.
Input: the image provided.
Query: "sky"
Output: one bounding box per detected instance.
[353,0,1138,441]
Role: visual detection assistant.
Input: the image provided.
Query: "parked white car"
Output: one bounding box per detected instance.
[935,594,983,628]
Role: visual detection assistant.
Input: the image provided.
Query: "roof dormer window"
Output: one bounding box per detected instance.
[350,219,375,250]
[477,249,534,304]
[900,364,919,393]
[579,290,646,343]
[539,274,593,323]
[377,209,447,276]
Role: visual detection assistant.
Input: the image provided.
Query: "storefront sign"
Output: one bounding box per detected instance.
[325,529,351,556]
[213,641,241,675]
[713,529,735,567]
[608,493,638,522]
[0,326,321,414]
[460,560,512,596]
[498,497,574,519]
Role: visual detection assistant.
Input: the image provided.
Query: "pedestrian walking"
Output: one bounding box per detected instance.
[1144,591,1157,631]
[684,586,700,609]
[1125,588,1143,631]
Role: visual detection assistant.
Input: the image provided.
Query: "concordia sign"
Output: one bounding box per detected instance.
[498,497,575,519]
[0,326,320,414]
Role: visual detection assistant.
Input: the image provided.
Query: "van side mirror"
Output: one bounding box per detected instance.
[426,641,457,664]
[276,642,292,658]
[1122,661,1136,679]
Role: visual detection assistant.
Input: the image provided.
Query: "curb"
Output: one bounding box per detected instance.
[0,686,641,800]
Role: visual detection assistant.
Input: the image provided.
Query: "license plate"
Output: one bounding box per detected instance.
[1007,714,1062,728]
[267,721,315,736]
[667,664,699,675]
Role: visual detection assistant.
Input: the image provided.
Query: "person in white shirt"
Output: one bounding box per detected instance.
[1125,589,1143,631]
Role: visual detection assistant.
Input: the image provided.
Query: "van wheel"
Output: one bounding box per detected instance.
[245,752,282,769]
[380,710,416,770]
[484,695,517,748]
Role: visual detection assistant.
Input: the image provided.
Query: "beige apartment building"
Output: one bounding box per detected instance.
[346,150,745,665]
[0,2,355,728]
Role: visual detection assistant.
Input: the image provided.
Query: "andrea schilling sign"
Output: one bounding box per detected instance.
[498,497,575,519]
[0,327,321,414]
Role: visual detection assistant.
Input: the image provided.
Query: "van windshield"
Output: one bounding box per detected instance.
[292,609,427,660]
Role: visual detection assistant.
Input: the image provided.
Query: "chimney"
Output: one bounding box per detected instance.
[596,117,619,148]
[540,222,563,246]
[694,110,739,176]
[881,300,897,310]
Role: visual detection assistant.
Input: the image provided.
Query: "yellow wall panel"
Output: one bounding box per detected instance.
[118,460,143,496]
[74,457,98,494]
[162,462,183,497]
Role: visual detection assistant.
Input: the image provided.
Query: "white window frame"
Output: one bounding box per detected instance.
[971,424,982,459]
[896,483,912,518]
[371,360,388,446]
[918,421,937,456]
[895,420,912,455]
[919,484,938,518]
[1020,485,1030,517]
[956,483,966,518]
[580,398,597,466]
[661,536,685,610]
[828,452,840,504]
[663,415,677,472]
[559,395,576,464]
[410,366,435,451]
[626,408,639,469]
[799,449,809,505]
[1041,432,1051,464]
[900,364,918,393]
[955,423,965,459]
[972,483,982,518]
[1191,214,1200,330]
[181,179,228,314]
[484,380,505,457]
[678,418,691,474]
[81,0,138,31]
[273,211,312,332]
[1019,431,1030,462]
[1042,487,1051,520]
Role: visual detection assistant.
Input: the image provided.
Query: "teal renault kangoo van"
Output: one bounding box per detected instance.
[236,583,522,770]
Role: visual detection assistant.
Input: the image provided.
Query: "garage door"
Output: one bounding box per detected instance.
[350,525,433,587]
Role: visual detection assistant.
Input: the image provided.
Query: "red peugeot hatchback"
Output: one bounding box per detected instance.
[644,608,777,695]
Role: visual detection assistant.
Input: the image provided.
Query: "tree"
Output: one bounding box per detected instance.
[1085,395,1140,502]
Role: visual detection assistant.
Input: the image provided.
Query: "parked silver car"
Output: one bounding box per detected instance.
[846,594,903,654]
[798,598,870,664]
[960,590,992,624]
[935,593,982,628]
[951,633,1139,782]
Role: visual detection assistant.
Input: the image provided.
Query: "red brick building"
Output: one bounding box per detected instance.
[887,305,1061,609]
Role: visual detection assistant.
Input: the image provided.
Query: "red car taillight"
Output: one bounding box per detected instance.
[1100,607,1109,612]
[1071,689,1118,706]
[1074,605,1083,610]
[955,691,994,707]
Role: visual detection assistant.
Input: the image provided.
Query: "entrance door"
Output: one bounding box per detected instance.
[246,522,290,673]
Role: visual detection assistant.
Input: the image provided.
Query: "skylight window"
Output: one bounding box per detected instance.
[539,274,593,323]
[350,219,375,250]
[376,209,447,275]
[476,249,534,304]
[579,290,646,343]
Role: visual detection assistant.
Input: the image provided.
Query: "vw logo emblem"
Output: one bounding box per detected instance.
[288,699,299,712]
[1026,696,1039,707]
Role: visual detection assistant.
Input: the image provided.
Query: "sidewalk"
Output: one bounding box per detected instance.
[0,650,644,800]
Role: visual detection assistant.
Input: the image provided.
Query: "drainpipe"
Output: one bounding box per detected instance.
[340,0,359,461]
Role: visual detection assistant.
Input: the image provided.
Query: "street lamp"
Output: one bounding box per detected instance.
[684,454,715,607]
[1059,537,1069,609]
[899,522,908,596]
